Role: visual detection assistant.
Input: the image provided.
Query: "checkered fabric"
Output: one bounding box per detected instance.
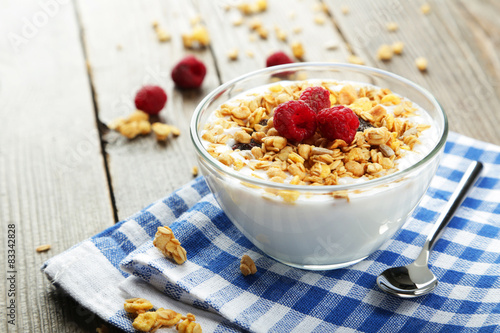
[43,132,500,332]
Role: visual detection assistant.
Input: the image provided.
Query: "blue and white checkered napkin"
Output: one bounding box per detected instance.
[43,132,500,332]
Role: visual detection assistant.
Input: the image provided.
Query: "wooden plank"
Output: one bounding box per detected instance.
[323,0,500,145]
[0,0,114,332]
[196,0,351,82]
[76,0,220,219]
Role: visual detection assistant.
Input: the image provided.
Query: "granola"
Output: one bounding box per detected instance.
[200,80,435,192]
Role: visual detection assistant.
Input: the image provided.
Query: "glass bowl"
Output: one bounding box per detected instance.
[190,63,448,270]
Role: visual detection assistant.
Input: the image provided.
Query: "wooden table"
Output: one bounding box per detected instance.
[1,0,499,331]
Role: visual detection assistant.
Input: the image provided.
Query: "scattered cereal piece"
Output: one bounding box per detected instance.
[314,15,326,25]
[129,110,149,122]
[227,48,239,61]
[156,28,171,42]
[232,16,244,26]
[257,26,269,39]
[341,5,349,15]
[152,21,171,43]
[324,40,339,50]
[192,166,199,177]
[133,312,158,332]
[291,41,305,60]
[123,298,198,332]
[392,41,404,55]
[124,298,154,315]
[293,26,302,34]
[415,57,428,71]
[116,44,122,51]
[377,44,393,61]
[119,122,141,139]
[347,55,365,65]
[386,22,398,32]
[177,313,202,333]
[155,308,182,328]
[36,244,51,253]
[137,120,152,135]
[421,3,431,14]
[274,26,287,42]
[152,123,171,141]
[240,255,257,276]
[153,226,187,264]
[182,25,210,48]
[246,50,255,58]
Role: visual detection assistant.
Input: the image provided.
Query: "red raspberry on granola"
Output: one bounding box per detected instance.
[317,106,359,143]
[273,101,317,142]
[299,86,331,113]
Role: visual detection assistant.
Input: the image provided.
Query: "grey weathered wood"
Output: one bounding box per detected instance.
[197,0,351,82]
[0,0,114,332]
[1,0,500,332]
[76,0,221,220]
[324,0,500,145]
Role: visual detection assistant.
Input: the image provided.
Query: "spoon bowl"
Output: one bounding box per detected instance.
[377,242,437,298]
[376,161,483,298]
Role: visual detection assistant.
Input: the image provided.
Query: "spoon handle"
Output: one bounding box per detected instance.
[427,161,483,250]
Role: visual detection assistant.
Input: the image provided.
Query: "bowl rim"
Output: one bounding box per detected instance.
[190,62,449,192]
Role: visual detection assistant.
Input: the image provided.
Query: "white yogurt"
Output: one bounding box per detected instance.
[198,80,443,269]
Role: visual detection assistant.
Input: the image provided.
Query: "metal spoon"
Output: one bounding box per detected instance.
[377,161,483,298]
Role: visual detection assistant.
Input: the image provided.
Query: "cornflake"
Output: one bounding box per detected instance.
[124,298,153,315]
[377,44,393,61]
[177,313,202,333]
[133,312,157,332]
[192,166,199,177]
[386,22,398,32]
[392,41,404,55]
[291,41,305,60]
[109,111,151,139]
[227,48,239,61]
[415,57,428,71]
[240,254,258,276]
[182,25,210,48]
[36,244,51,252]
[153,226,187,264]
[421,3,431,14]
[123,298,193,332]
[347,55,364,65]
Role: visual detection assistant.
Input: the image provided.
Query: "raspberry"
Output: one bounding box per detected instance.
[134,85,167,115]
[171,55,207,89]
[317,106,359,143]
[299,86,331,113]
[266,51,294,67]
[273,101,317,142]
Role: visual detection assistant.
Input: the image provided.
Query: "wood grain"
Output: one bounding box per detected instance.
[76,0,221,220]
[324,0,500,145]
[196,0,351,82]
[1,0,500,332]
[0,1,114,332]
